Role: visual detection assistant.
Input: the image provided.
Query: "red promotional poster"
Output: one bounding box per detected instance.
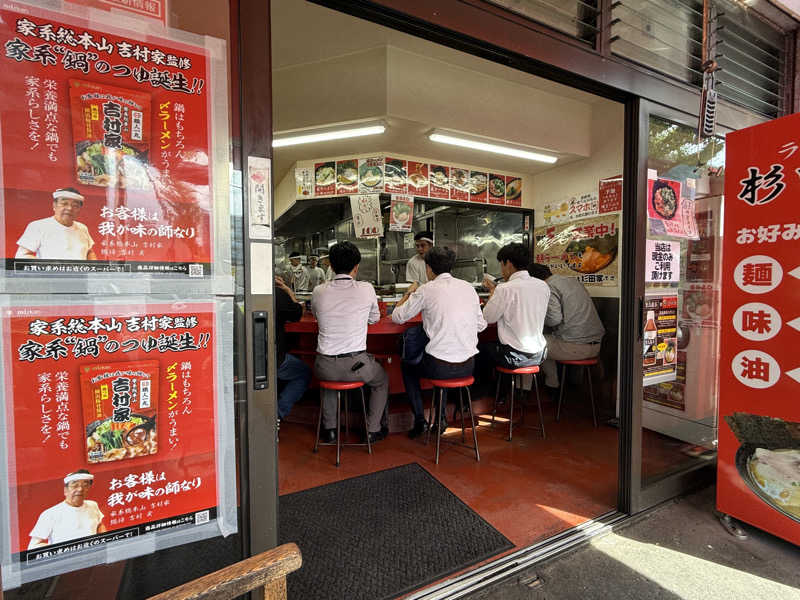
[384,157,407,194]
[718,112,800,545]
[0,4,216,277]
[598,175,622,213]
[335,159,358,195]
[505,176,522,207]
[488,173,505,205]
[314,161,335,197]
[449,167,469,202]
[406,161,428,197]
[388,194,413,232]
[428,164,449,199]
[469,171,488,203]
[1,301,222,563]
[67,0,168,25]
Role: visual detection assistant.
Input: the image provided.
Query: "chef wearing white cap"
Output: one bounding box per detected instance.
[28,469,106,548]
[16,187,97,260]
[405,231,433,284]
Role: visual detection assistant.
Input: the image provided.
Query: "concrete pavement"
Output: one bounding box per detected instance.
[465,485,800,600]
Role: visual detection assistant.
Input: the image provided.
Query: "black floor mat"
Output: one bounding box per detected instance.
[279,462,513,600]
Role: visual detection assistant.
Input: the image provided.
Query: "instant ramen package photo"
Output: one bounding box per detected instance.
[69,79,152,190]
[80,360,160,464]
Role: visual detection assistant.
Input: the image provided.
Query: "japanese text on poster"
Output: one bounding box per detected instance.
[646,239,680,283]
[643,295,678,385]
[350,194,383,239]
[0,5,215,277]
[1,301,229,575]
[534,215,619,286]
[388,195,413,232]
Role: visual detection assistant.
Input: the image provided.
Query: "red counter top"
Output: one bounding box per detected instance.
[285,312,422,335]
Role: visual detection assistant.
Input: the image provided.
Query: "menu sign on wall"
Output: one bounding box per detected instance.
[718,112,800,546]
[295,154,524,207]
[534,215,619,286]
[1,301,231,581]
[350,194,383,239]
[643,294,678,385]
[389,195,414,232]
[598,175,622,214]
[0,4,216,277]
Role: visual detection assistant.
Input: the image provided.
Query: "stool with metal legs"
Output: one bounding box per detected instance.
[313,380,371,466]
[424,376,479,464]
[493,365,544,441]
[556,359,599,427]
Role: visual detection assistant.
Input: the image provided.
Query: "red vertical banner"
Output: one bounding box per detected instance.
[0,5,216,277]
[2,301,224,564]
[718,112,800,544]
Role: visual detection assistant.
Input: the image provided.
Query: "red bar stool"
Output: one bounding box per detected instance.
[313,380,371,466]
[423,376,479,464]
[556,359,599,427]
[493,365,544,441]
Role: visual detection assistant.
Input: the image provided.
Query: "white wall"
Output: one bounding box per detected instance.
[532,101,625,298]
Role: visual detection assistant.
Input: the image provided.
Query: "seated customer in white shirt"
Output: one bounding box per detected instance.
[392,247,487,436]
[16,188,97,261]
[404,231,433,284]
[481,242,550,370]
[311,241,389,444]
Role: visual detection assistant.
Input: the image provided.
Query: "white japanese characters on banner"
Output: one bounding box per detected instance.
[646,239,680,283]
[350,194,383,239]
[568,191,598,220]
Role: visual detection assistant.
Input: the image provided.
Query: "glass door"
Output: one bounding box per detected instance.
[628,100,727,511]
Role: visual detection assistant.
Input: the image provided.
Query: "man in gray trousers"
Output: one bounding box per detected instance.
[312,241,389,444]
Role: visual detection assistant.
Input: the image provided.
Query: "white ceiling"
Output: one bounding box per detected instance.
[270,0,619,185]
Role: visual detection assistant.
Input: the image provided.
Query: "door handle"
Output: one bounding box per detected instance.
[253,311,268,390]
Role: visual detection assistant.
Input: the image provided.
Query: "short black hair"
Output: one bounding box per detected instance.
[289,251,301,258]
[414,231,433,242]
[528,263,552,280]
[329,241,361,274]
[496,243,530,271]
[424,246,456,275]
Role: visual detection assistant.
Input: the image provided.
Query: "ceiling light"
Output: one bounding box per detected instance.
[428,130,557,164]
[273,123,386,148]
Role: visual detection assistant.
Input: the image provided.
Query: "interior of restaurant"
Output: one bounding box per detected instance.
[270,0,713,569]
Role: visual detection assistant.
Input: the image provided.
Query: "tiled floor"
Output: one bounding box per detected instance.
[278,398,620,549]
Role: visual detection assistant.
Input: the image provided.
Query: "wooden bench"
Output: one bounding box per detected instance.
[147,543,302,600]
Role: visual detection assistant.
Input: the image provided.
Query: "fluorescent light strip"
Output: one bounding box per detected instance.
[429,132,557,164]
[273,125,385,148]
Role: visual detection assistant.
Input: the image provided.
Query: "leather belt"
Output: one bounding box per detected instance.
[319,350,365,359]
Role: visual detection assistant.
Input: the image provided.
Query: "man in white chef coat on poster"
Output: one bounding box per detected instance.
[16,187,97,261]
[28,470,106,549]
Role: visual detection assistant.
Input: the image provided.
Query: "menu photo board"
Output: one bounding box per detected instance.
[642,294,678,385]
[0,300,236,586]
[718,111,800,546]
[294,154,525,207]
[0,3,219,278]
[534,214,619,286]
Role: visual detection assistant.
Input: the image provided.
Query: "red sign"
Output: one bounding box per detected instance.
[407,161,428,197]
[0,5,214,277]
[2,301,220,561]
[718,112,800,545]
[314,161,335,197]
[505,176,522,207]
[68,1,168,26]
[429,164,449,199]
[488,173,505,205]
[598,175,622,213]
[449,168,469,202]
[469,171,487,203]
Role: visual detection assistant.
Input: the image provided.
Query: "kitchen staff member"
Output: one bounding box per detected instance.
[405,231,433,284]
[16,188,97,260]
[320,254,335,281]
[528,263,605,388]
[28,470,106,548]
[393,246,487,435]
[312,241,389,444]
[307,254,326,289]
[481,243,549,369]
[288,251,310,292]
